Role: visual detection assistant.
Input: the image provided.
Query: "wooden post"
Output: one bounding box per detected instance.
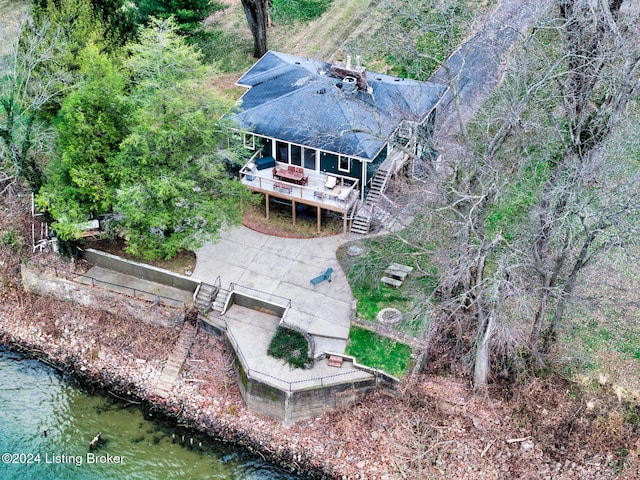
[265,193,270,220]
[317,206,321,233]
[292,200,296,226]
[343,211,347,234]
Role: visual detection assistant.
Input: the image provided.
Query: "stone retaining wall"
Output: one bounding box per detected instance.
[82,248,200,293]
[21,263,184,328]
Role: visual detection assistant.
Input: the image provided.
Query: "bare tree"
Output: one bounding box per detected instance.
[240,0,269,58]
[0,17,70,192]
[524,0,640,358]
[405,0,640,386]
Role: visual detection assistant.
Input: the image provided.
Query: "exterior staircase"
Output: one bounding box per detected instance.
[194,282,218,313]
[350,167,391,235]
[153,321,197,398]
[211,286,231,314]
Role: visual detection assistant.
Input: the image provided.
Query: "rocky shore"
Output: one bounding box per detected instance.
[2,287,639,480]
[0,294,332,478]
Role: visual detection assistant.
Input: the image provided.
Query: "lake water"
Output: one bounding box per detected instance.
[0,347,311,480]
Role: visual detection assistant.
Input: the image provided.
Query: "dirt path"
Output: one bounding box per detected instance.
[432,0,554,139]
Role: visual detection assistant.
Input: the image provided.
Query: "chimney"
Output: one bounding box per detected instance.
[356,55,362,68]
[346,55,352,70]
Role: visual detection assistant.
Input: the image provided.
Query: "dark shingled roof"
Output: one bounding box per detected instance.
[228,51,445,162]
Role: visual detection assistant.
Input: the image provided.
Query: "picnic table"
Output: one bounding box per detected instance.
[381,263,413,288]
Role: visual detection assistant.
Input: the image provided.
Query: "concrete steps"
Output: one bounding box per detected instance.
[153,322,197,398]
[211,287,230,314]
[194,282,217,312]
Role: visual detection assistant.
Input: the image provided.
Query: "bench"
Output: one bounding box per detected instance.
[273,181,292,194]
[313,190,325,200]
[384,263,413,281]
[381,276,403,288]
[381,263,413,288]
[76,219,101,238]
[310,267,333,286]
[327,355,344,368]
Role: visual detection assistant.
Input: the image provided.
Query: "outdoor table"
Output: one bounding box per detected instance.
[274,168,304,183]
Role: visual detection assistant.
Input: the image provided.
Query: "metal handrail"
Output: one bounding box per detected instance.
[224,325,374,393]
[228,282,292,310]
[37,262,186,308]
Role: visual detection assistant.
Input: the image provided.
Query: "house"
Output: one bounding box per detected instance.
[227,51,445,234]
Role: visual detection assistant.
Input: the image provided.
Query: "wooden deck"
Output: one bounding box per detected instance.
[240,161,360,233]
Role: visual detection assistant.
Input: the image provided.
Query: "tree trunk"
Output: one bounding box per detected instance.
[240,0,269,58]
[474,310,495,388]
[541,231,595,353]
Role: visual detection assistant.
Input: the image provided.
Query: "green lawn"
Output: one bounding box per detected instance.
[338,232,437,336]
[345,326,412,378]
[270,0,333,24]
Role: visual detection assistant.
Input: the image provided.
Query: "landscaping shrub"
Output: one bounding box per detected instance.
[267,326,311,369]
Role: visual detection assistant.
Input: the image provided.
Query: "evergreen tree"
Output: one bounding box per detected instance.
[136,0,225,36]
[37,44,129,238]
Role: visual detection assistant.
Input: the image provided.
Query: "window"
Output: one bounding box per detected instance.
[338,155,350,172]
[258,137,273,157]
[276,141,289,162]
[303,148,316,170]
[290,145,301,166]
[243,133,255,150]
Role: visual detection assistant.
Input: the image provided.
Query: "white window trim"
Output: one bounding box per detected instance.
[243,133,256,150]
[338,155,351,173]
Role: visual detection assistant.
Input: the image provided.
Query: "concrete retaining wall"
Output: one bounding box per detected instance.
[199,292,398,425]
[22,264,184,328]
[83,248,200,293]
[227,337,379,426]
[226,291,287,317]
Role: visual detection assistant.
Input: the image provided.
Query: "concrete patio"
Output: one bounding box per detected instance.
[192,225,377,393]
[193,225,358,356]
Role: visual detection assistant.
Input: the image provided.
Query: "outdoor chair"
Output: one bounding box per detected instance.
[325,175,337,190]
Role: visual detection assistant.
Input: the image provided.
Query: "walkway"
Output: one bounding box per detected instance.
[194,226,357,356]
[78,266,192,308]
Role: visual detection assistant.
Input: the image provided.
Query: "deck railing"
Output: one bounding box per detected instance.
[240,161,359,211]
[224,326,379,392]
[27,261,186,308]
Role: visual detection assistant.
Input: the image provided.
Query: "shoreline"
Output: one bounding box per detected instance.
[2,285,638,479]
[0,330,330,479]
